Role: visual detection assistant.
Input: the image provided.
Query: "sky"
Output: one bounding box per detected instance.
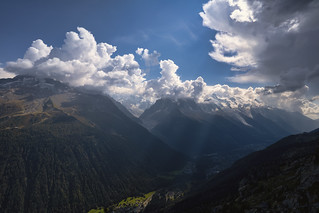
[0,0,230,84]
[1,0,319,118]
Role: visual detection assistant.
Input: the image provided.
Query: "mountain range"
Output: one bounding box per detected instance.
[140,98,319,159]
[1,75,319,212]
[0,75,186,212]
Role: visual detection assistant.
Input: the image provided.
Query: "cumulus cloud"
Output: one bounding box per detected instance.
[2,28,214,115]
[198,84,319,119]
[6,27,146,97]
[24,39,53,62]
[0,68,16,79]
[6,39,52,74]
[200,0,319,94]
[2,27,319,118]
[144,60,207,102]
[136,48,160,67]
[209,32,258,67]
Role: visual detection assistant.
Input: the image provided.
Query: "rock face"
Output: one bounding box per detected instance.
[140,98,319,158]
[171,129,319,213]
[0,76,186,213]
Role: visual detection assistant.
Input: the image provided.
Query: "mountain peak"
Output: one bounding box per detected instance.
[0,75,70,97]
[140,97,319,158]
[0,75,187,212]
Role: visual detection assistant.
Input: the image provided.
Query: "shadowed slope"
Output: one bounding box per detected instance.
[0,76,187,212]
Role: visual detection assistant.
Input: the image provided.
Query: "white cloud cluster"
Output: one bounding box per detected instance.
[200,84,319,119]
[6,27,146,97]
[6,39,53,72]
[0,68,15,79]
[136,48,160,67]
[200,0,264,68]
[228,0,261,22]
[2,27,319,118]
[209,32,258,67]
[200,0,319,94]
[3,28,206,115]
[144,60,207,103]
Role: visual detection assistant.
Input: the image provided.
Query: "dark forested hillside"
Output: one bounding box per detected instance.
[169,129,319,212]
[0,76,187,213]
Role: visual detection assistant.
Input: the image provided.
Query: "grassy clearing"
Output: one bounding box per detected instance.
[88,191,156,213]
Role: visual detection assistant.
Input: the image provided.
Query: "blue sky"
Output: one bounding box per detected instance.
[0,0,237,86]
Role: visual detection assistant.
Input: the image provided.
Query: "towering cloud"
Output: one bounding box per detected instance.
[2,27,319,118]
[200,0,319,95]
[6,27,146,96]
